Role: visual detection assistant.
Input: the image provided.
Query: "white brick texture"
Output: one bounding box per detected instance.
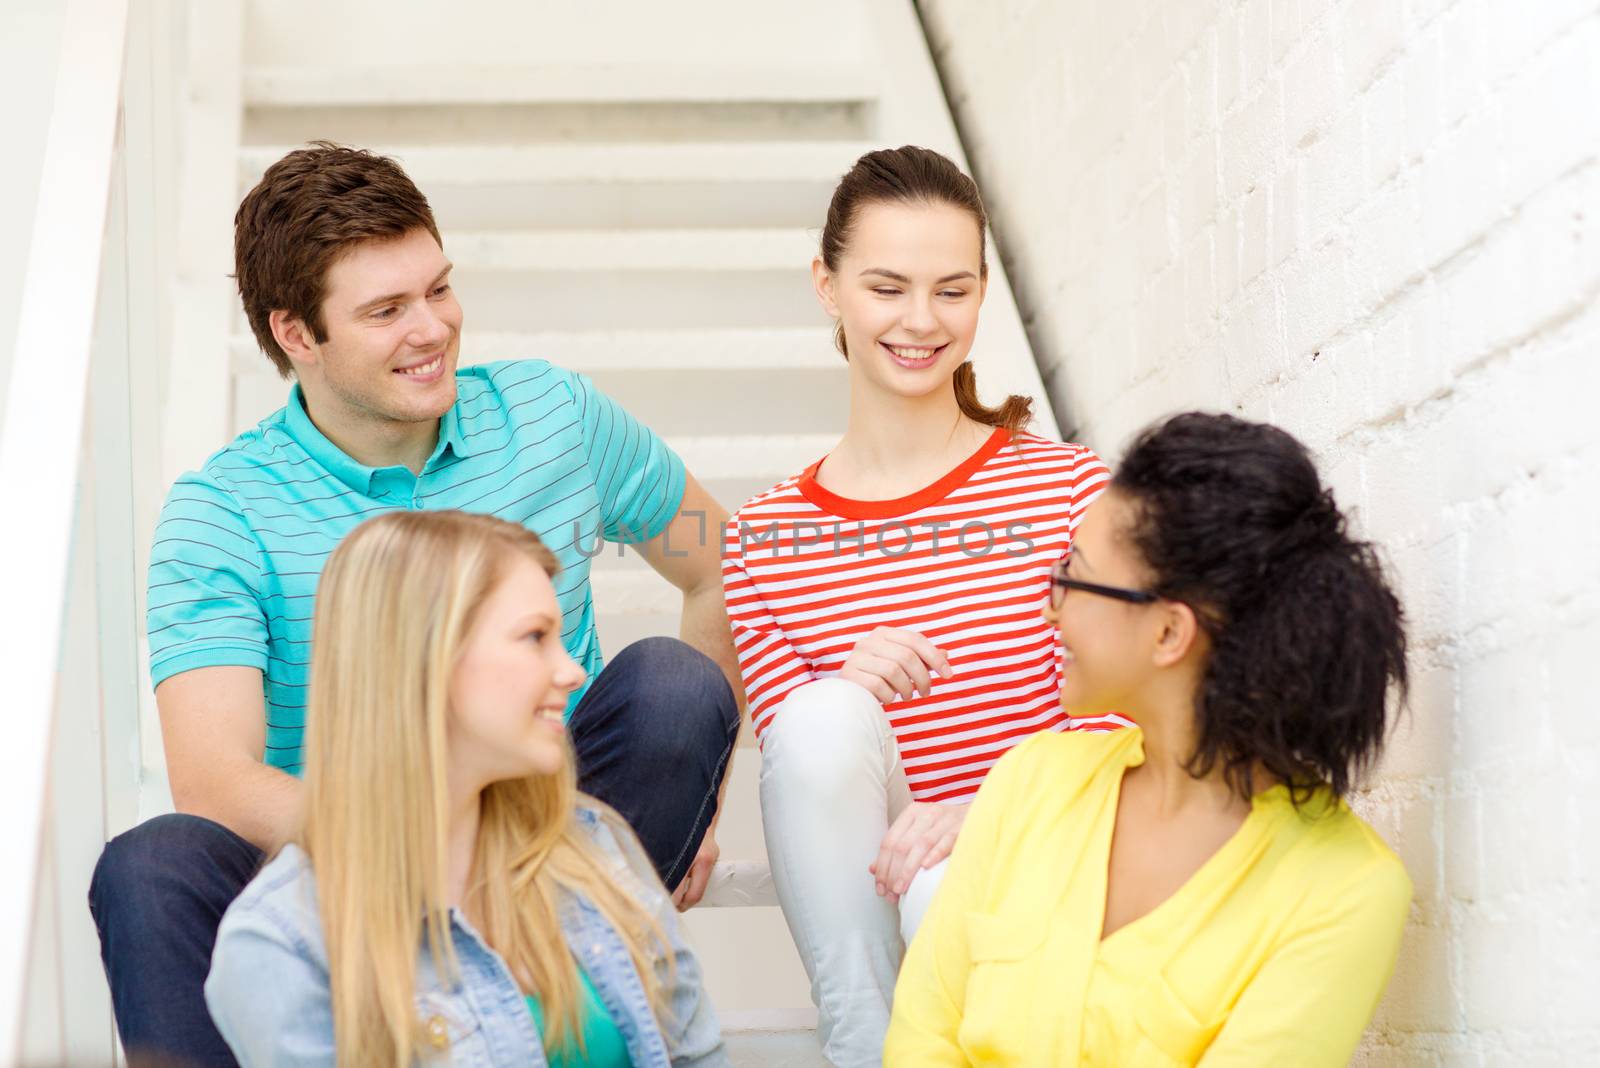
[918,0,1600,1063]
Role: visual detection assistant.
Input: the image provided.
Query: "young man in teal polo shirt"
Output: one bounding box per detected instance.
[89,143,742,1067]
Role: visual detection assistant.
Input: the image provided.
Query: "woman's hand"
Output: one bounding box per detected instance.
[871,801,970,903]
[839,627,953,705]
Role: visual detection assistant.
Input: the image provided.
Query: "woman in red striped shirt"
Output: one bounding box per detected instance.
[721,146,1114,1067]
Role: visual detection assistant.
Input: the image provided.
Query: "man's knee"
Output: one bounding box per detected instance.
[611,636,739,747]
[93,814,206,908]
[90,813,259,925]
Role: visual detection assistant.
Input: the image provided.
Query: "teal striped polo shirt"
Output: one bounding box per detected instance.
[146,359,686,774]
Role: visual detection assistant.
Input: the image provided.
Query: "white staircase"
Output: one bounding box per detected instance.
[154,0,1061,1061]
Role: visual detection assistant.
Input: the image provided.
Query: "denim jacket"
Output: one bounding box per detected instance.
[204,805,728,1067]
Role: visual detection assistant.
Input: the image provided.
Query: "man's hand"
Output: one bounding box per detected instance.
[631,473,746,709]
[673,826,720,910]
[871,801,970,904]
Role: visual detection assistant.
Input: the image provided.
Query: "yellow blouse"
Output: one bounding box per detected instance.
[886,727,1410,1066]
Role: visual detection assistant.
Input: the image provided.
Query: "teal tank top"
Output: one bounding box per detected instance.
[526,965,633,1067]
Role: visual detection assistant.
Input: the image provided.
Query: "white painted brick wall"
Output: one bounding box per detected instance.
[918,0,1599,1063]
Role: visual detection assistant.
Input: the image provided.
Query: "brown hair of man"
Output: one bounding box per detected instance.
[234,141,442,378]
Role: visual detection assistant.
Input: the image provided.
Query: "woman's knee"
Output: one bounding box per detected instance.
[761,679,889,793]
[596,636,739,759]
[898,858,950,946]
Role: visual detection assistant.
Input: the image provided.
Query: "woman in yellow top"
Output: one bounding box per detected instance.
[886,412,1412,1066]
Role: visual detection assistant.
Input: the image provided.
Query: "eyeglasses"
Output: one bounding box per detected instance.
[1049,557,1158,609]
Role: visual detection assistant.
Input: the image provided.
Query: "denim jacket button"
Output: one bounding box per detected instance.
[425,1014,449,1050]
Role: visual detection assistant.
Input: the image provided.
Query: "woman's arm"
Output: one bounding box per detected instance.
[593,809,730,1067]
[1199,857,1412,1067]
[204,901,336,1066]
[633,474,744,707]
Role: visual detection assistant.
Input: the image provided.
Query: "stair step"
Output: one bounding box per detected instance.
[240,64,876,148]
[239,142,869,229]
[702,861,778,908]
[447,228,816,272]
[724,1029,826,1067]
[441,229,821,332]
[590,570,683,617]
[243,63,878,107]
[457,279,820,334]
[595,611,681,660]
[245,100,873,147]
[239,141,870,184]
[458,328,839,372]
[591,366,850,438]
[709,743,766,860]
[681,908,815,1023]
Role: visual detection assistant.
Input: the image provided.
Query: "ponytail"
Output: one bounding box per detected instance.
[1185,537,1407,804]
[953,360,1033,435]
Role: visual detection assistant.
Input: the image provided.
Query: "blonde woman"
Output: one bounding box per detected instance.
[204,510,726,1067]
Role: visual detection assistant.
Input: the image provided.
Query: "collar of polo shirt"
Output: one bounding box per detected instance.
[283,384,484,496]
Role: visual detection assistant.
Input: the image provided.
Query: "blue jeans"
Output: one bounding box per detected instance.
[89,637,738,1067]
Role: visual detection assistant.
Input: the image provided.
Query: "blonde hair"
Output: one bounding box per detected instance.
[300,510,670,1066]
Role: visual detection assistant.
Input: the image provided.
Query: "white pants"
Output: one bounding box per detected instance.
[759,678,949,1068]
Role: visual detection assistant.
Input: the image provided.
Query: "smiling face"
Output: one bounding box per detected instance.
[280,227,463,437]
[814,200,987,401]
[446,553,587,790]
[1045,490,1166,717]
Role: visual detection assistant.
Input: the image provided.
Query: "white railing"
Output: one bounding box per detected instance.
[0,0,141,1062]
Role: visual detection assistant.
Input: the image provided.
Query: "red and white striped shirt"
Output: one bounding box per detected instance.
[722,427,1124,803]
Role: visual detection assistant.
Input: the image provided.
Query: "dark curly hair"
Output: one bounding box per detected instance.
[1112,412,1407,805]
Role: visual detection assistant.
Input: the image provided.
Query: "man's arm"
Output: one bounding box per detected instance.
[630,472,746,711]
[157,665,303,852]
[630,472,746,907]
